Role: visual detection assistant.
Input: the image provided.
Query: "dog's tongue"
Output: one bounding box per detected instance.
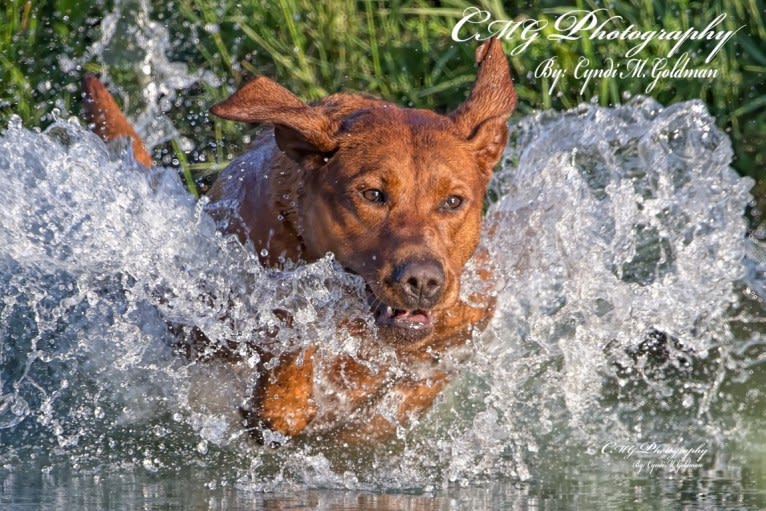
[392,308,430,324]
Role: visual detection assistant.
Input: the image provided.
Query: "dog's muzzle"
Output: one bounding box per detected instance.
[369,258,445,342]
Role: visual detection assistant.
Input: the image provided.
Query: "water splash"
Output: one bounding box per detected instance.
[1,96,765,491]
[59,0,219,150]
[424,96,762,484]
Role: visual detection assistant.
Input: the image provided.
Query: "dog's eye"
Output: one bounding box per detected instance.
[361,189,386,204]
[441,195,463,210]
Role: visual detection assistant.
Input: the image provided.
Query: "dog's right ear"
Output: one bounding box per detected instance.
[210,77,338,163]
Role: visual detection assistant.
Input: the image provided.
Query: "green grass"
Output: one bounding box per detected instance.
[1,0,764,195]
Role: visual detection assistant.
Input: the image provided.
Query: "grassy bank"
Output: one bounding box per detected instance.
[1,0,764,194]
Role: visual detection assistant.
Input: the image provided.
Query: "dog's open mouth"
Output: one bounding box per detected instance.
[375,305,433,329]
[361,281,438,341]
[370,300,435,341]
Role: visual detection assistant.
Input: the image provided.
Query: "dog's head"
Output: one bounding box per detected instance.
[211,39,516,342]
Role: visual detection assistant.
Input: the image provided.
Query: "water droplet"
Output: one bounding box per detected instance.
[143,458,160,473]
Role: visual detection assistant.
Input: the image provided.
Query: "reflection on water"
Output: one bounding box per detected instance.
[2,461,764,510]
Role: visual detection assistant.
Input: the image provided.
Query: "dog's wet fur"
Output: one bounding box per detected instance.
[83,39,516,442]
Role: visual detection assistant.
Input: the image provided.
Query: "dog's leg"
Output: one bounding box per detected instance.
[82,74,152,168]
[329,371,449,443]
[391,372,449,424]
[253,346,318,438]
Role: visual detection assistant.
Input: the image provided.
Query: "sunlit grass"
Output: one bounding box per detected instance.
[1,0,764,189]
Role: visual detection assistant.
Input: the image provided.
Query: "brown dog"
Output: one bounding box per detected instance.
[83,39,516,442]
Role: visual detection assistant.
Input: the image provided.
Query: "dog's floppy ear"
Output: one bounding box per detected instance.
[210,77,337,162]
[450,39,516,177]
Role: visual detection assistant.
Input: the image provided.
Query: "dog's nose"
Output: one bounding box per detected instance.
[391,259,445,308]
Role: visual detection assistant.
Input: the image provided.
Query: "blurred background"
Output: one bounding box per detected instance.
[1,0,764,205]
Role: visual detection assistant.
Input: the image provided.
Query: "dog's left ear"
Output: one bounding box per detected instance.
[450,39,516,178]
